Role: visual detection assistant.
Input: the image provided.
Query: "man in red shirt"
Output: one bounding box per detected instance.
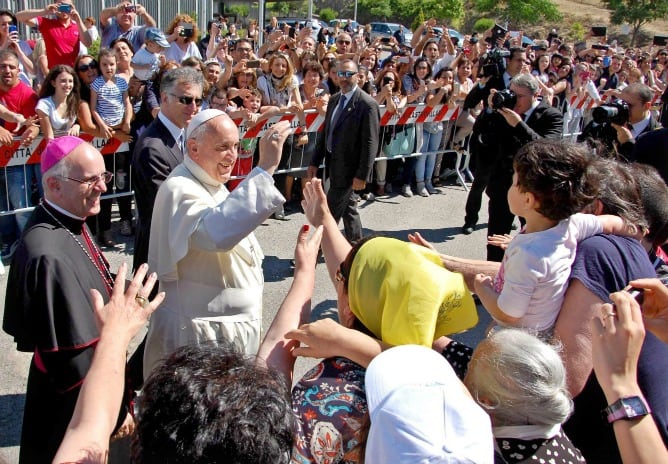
[0,49,39,259]
[16,0,91,68]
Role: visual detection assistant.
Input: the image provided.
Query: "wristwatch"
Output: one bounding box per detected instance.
[604,396,651,423]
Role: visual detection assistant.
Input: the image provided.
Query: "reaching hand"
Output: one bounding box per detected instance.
[301,178,331,227]
[628,278,668,343]
[285,318,352,359]
[487,234,513,250]
[90,262,165,343]
[407,231,436,251]
[257,120,291,175]
[294,224,323,272]
[590,291,645,399]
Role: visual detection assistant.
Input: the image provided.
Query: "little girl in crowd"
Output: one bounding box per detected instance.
[90,48,132,140]
[474,140,639,335]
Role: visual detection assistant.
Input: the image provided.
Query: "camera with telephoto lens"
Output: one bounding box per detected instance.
[592,101,629,125]
[479,47,511,78]
[491,89,517,110]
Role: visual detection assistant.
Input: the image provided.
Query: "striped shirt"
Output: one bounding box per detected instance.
[91,75,128,127]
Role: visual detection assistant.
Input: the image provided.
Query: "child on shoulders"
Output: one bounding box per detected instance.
[90,48,132,139]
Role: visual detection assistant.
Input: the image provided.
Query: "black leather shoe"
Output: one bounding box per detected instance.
[462,225,474,235]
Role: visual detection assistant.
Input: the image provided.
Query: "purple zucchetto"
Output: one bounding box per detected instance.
[41,136,86,174]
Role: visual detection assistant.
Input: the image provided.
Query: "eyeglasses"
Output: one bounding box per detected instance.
[236,47,252,53]
[0,63,18,71]
[336,70,356,78]
[335,262,348,284]
[337,40,351,45]
[77,61,97,72]
[61,171,113,187]
[169,93,203,106]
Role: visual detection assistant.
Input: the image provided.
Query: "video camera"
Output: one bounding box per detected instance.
[491,89,517,110]
[479,24,511,78]
[592,101,629,125]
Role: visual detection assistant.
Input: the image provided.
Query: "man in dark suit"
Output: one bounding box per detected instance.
[308,59,380,242]
[633,127,668,184]
[483,73,563,261]
[462,47,527,235]
[579,83,661,161]
[132,67,204,271]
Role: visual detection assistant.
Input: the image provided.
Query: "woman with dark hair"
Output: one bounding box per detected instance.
[552,58,573,112]
[110,37,135,83]
[36,65,81,140]
[374,68,408,196]
[165,14,202,62]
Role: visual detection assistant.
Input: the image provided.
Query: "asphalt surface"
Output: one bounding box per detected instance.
[0,178,492,463]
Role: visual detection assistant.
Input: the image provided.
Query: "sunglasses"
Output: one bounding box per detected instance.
[336,70,356,78]
[77,61,97,72]
[337,40,351,45]
[169,93,203,106]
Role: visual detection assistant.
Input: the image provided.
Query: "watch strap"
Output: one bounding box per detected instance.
[604,396,651,423]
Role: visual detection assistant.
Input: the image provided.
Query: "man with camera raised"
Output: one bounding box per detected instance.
[578,83,661,160]
[99,2,157,52]
[461,38,528,239]
[479,73,563,261]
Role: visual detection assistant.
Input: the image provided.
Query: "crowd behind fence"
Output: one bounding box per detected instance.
[0,93,664,217]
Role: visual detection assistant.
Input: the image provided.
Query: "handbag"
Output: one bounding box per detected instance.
[383,124,416,158]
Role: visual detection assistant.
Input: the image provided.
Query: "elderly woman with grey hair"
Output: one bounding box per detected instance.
[453,329,585,463]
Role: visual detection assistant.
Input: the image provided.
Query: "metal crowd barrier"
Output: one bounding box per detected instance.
[0,103,462,217]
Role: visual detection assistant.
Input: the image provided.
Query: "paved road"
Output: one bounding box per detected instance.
[0,179,492,463]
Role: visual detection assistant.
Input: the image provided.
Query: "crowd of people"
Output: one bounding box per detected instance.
[1,2,668,463]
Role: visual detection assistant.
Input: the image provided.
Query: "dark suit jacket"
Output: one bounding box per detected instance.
[579,114,661,161]
[131,117,183,270]
[312,87,380,189]
[486,100,564,194]
[632,127,668,183]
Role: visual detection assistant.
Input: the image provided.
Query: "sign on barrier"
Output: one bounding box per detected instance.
[0,134,130,167]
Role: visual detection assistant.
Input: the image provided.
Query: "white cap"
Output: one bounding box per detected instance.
[185,108,228,140]
[365,345,494,464]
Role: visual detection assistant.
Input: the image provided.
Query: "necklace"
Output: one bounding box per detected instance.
[42,204,114,294]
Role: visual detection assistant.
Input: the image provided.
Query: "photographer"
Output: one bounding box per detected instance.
[481,73,563,261]
[578,83,660,160]
[461,43,527,237]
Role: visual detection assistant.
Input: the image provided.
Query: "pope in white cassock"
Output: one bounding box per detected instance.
[143,110,289,377]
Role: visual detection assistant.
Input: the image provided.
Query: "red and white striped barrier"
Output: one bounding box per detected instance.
[0,134,129,167]
[233,104,460,140]
[568,94,597,111]
[1,104,459,166]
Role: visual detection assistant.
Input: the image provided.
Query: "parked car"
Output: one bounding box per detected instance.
[264,17,326,42]
[426,26,464,44]
[328,19,360,34]
[369,22,413,44]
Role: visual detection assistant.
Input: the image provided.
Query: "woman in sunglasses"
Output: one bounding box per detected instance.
[374,68,408,196]
[74,54,107,138]
[257,52,303,219]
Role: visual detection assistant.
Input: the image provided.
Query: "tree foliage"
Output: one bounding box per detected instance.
[228,4,250,19]
[319,7,339,22]
[473,18,495,33]
[603,0,668,46]
[355,0,464,25]
[474,0,561,26]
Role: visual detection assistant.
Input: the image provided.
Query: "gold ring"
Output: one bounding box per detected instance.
[135,295,148,307]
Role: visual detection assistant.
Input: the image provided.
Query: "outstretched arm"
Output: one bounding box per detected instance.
[256,225,322,385]
[591,291,668,464]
